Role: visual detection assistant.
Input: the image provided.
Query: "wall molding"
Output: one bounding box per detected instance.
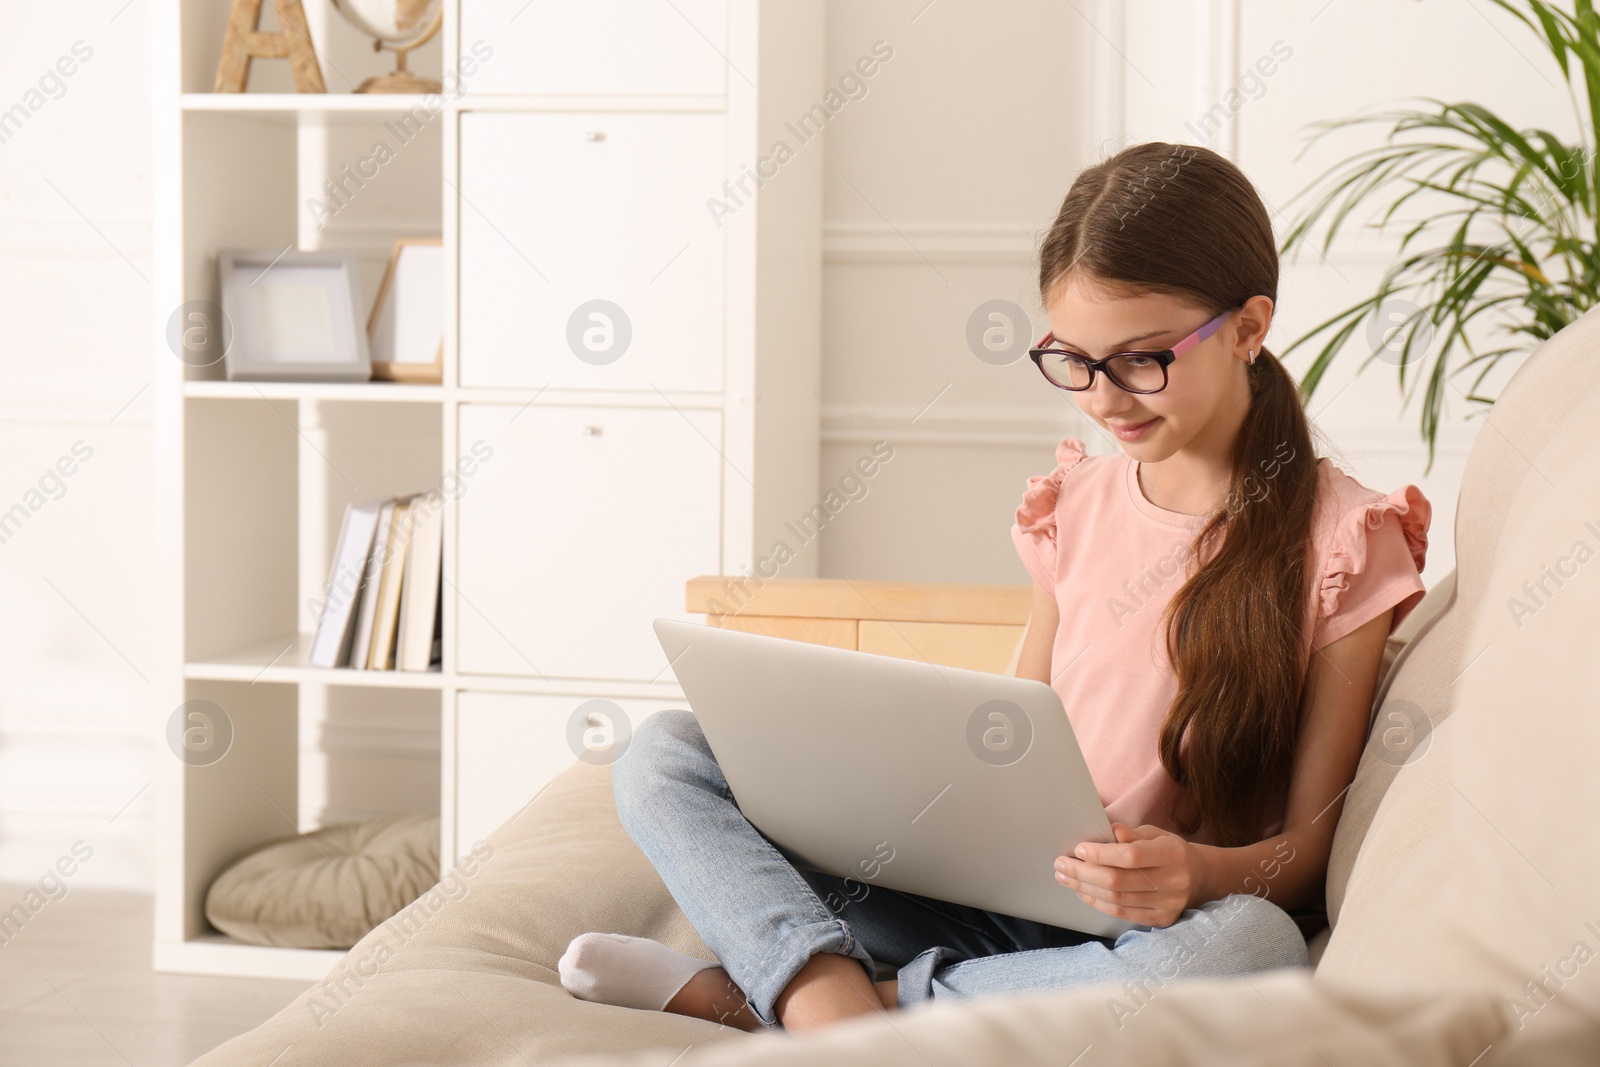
[822,403,1080,447]
[1210,0,1244,162]
[1304,424,1477,458]
[821,403,1478,456]
[1088,0,1127,150]
[0,715,147,740]
[0,794,151,820]
[0,816,149,891]
[305,720,441,758]
[823,222,1040,264]
[0,218,152,260]
[309,807,438,828]
[820,222,1416,271]
[0,384,153,427]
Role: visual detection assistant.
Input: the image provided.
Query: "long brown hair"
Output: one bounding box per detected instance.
[1037,142,1322,848]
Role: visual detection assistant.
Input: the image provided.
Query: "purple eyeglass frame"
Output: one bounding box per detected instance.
[1029,306,1241,394]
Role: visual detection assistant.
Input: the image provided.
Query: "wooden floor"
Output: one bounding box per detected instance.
[0,883,309,1066]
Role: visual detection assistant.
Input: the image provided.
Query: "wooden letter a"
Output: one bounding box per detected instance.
[214,0,327,94]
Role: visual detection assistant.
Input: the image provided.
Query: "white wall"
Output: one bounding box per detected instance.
[815,0,1563,584]
[0,0,1550,888]
[0,1,156,890]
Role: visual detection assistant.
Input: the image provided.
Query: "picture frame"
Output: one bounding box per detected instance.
[217,249,372,382]
[368,236,444,384]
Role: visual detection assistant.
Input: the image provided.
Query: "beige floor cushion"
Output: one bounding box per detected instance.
[205,812,441,949]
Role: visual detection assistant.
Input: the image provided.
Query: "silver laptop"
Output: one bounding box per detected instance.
[651,618,1147,939]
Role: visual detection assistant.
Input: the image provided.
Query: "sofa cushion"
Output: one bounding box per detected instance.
[1376,566,1454,698]
[1324,304,1600,929]
[1296,565,1454,971]
[1314,309,1600,1063]
[546,968,1507,1067]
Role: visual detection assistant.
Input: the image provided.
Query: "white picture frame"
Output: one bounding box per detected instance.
[368,236,444,383]
[218,249,372,382]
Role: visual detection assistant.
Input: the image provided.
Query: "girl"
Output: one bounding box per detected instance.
[556,141,1430,1036]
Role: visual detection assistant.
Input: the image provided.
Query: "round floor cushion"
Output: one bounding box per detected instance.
[205,811,440,949]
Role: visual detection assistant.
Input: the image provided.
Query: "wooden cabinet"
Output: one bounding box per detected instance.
[685,576,1032,676]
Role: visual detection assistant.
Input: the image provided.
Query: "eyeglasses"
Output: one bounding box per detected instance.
[1028,307,1240,394]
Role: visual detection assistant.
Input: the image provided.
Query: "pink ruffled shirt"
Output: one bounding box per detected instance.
[1010,437,1430,847]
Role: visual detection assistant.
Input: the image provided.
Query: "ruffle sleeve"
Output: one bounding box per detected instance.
[1313,483,1432,650]
[1010,437,1088,591]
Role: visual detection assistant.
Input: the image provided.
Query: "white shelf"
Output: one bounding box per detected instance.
[158,0,822,982]
[185,633,694,700]
[181,381,732,406]
[184,380,445,403]
[186,634,444,689]
[455,93,727,113]
[181,92,433,114]
[154,933,346,982]
[186,633,703,700]
[180,92,728,116]
[452,386,728,406]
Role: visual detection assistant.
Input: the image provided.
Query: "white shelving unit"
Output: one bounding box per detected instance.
[154,0,824,979]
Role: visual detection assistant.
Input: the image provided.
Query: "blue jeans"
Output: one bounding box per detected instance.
[611,709,1310,1030]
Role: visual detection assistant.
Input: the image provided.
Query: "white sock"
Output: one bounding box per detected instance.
[558,932,721,1012]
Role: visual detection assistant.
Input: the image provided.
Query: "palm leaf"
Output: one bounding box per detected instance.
[1279,0,1600,473]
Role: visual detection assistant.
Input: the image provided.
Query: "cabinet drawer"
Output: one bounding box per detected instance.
[712,615,857,649]
[454,691,684,853]
[857,621,1024,674]
[455,402,722,680]
[460,0,727,96]
[458,111,726,392]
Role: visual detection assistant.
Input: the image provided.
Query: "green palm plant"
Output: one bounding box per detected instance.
[1277,0,1600,473]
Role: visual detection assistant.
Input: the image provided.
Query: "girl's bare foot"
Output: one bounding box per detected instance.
[662,953,902,1030]
[771,952,891,1034]
[663,966,768,1032]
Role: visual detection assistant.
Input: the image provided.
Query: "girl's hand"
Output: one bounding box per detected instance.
[1054,822,1202,928]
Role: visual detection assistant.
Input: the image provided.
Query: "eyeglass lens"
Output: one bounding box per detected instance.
[1036,351,1166,392]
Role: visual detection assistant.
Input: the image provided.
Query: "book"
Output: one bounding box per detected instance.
[396,499,444,672]
[426,576,442,667]
[350,499,397,670]
[367,498,415,670]
[309,501,382,669]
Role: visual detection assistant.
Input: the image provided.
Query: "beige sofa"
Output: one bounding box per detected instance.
[190,307,1600,1066]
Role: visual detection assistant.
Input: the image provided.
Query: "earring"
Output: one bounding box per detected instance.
[1248,349,1257,364]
